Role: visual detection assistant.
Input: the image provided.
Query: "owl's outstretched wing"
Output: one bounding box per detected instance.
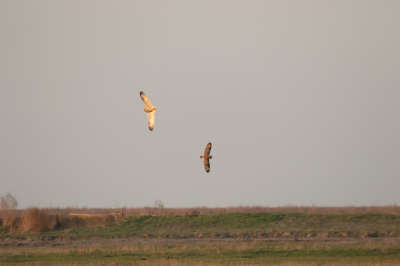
[147,111,155,131]
[140,91,152,108]
[204,142,212,156]
[203,158,210,173]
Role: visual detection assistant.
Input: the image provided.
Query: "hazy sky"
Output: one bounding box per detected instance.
[1,1,399,209]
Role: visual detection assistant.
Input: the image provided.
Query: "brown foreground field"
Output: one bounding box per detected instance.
[1,235,400,248]
[1,238,400,265]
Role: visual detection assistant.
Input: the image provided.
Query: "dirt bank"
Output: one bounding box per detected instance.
[1,237,400,249]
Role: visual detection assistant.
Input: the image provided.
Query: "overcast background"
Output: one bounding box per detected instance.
[1,1,399,209]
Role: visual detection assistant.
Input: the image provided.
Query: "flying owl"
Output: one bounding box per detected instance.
[200,142,212,173]
[140,91,157,131]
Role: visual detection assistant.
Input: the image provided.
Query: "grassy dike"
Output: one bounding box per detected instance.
[2,212,400,240]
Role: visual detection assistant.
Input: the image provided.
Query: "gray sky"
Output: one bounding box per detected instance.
[1,1,399,209]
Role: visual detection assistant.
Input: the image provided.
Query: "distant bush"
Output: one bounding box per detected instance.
[58,216,86,229]
[0,192,18,229]
[145,200,171,217]
[185,209,201,217]
[57,214,121,230]
[22,207,49,232]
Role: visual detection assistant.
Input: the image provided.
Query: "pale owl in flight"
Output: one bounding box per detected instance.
[140,91,157,131]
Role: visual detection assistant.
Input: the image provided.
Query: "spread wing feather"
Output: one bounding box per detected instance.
[148,112,155,131]
[204,159,210,173]
[140,91,152,108]
[204,142,212,155]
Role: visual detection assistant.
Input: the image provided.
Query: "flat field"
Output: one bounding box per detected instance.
[1,240,400,265]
